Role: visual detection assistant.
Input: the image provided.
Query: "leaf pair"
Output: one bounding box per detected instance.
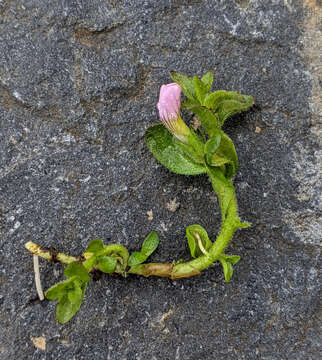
[171,71,254,137]
[145,124,207,176]
[186,224,212,258]
[185,224,241,282]
[170,71,213,102]
[146,71,252,178]
[45,262,90,324]
[218,254,241,282]
[128,231,160,266]
[145,123,239,181]
[171,71,220,135]
[203,90,254,127]
[204,129,238,179]
[84,239,118,274]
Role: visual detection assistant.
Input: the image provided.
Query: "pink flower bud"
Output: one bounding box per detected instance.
[157,83,181,121]
[156,83,191,143]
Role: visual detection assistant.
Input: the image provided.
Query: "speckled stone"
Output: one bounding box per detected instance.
[0,1,320,359]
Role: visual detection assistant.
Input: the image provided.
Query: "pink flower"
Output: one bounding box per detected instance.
[157,83,181,121]
[156,83,191,143]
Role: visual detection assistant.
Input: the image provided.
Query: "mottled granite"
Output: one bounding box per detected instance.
[0,0,320,359]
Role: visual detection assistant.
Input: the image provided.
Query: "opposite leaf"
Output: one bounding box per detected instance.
[170,71,195,100]
[85,239,104,254]
[204,90,234,108]
[186,224,212,258]
[128,252,148,267]
[45,278,75,300]
[216,98,254,125]
[238,222,251,229]
[193,76,208,103]
[201,72,213,92]
[181,98,200,110]
[67,283,83,304]
[190,107,220,137]
[56,283,87,324]
[204,128,222,165]
[97,256,117,273]
[218,257,234,283]
[203,91,254,126]
[219,254,241,265]
[128,231,160,267]
[212,132,239,179]
[145,124,206,175]
[64,262,91,283]
[141,231,160,257]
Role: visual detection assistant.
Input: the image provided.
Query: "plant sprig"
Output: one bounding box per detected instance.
[25,71,254,323]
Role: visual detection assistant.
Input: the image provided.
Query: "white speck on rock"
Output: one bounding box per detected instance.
[80,175,91,183]
[160,222,168,232]
[62,134,76,144]
[223,15,240,36]
[13,91,23,102]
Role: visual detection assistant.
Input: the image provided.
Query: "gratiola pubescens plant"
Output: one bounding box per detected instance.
[25,71,254,323]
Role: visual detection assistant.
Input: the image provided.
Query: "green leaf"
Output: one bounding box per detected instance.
[145,124,206,175]
[204,129,222,165]
[170,71,196,100]
[181,98,200,109]
[201,72,213,92]
[190,107,220,137]
[208,154,232,167]
[206,166,234,220]
[128,231,160,266]
[220,254,241,265]
[174,137,204,165]
[67,283,82,304]
[203,90,233,108]
[85,239,104,254]
[64,263,90,283]
[238,221,251,229]
[128,252,148,267]
[141,231,160,256]
[56,283,87,324]
[186,224,212,258]
[219,257,234,282]
[101,244,129,274]
[47,278,87,323]
[213,133,238,179]
[45,281,69,300]
[216,98,254,125]
[203,90,254,125]
[97,256,117,273]
[193,76,208,103]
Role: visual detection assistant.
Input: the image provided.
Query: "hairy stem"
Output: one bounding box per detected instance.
[25,169,240,280]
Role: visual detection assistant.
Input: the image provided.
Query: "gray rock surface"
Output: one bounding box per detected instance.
[0,0,321,359]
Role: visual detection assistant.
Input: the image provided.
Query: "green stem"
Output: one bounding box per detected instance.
[131,167,240,279]
[171,187,238,279]
[25,168,240,280]
[83,244,129,274]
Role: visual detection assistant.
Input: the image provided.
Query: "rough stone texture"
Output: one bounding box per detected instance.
[0,0,321,359]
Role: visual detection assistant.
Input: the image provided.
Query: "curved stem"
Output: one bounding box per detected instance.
[130,168,240,279]
[170,192,238,279]
[25,169,240,280]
